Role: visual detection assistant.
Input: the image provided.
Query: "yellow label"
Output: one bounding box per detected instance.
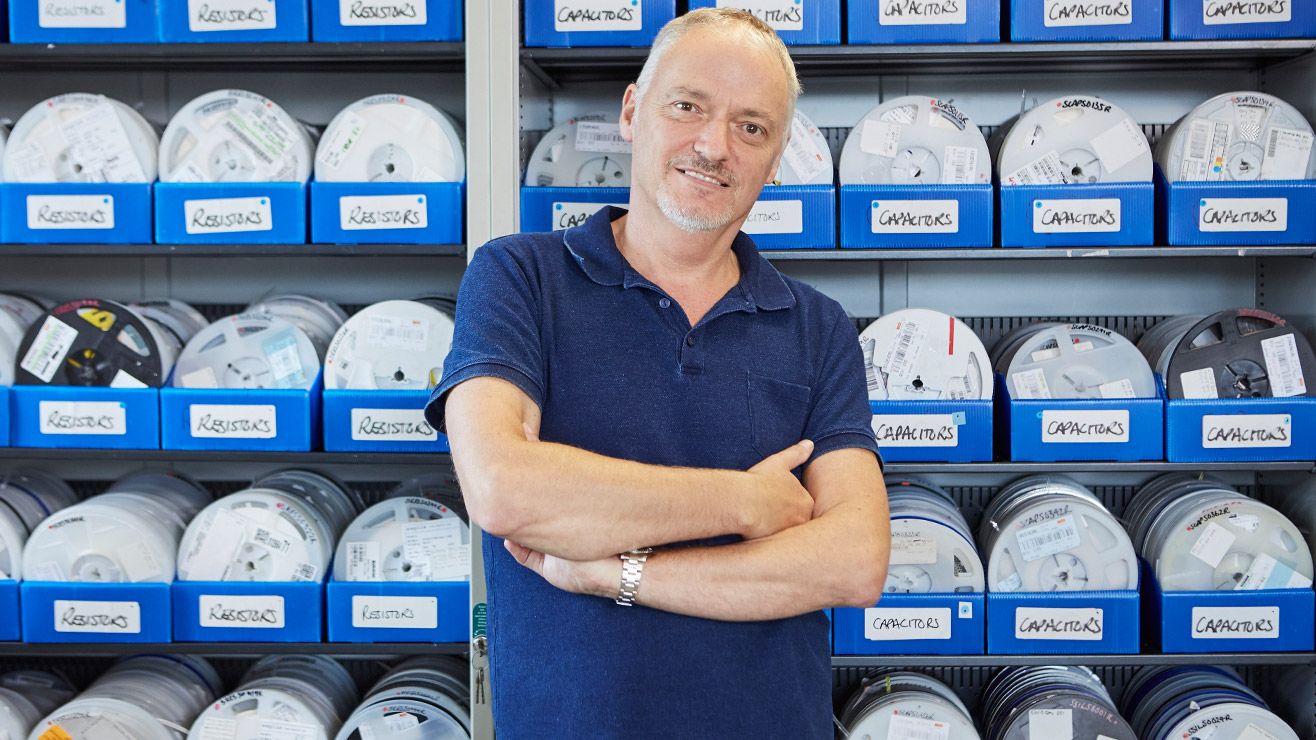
[76,307,116,331]
[40,726,73,740]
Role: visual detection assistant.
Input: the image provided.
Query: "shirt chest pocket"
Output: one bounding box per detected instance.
[746,372,812,459]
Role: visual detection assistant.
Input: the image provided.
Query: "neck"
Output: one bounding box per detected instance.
[613,203,743,294]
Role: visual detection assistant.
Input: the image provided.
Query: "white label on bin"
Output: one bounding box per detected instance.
[190,404,278,439]
[1041,409,1129,443]
[715,0,805,30]
[551,201,625,231]
[340,194,428,231]
[1203,0,1290,23]
[39,401,127,436]
[871,414,959,447]
[1191,606,1279,639]
[871,200,959,234]
[1044,0,1132,25]
[26,195,115,230]
[1202,414,1292,448]
[554,0,643,32]
[199,595,285,628]
[879,0,967,24]
[54,600,140,634]
[39,0,127,27]
[1199,198,1288,231]
[340,0,428,25]
[1032,198,1121,233]
[189,0,279,31]
[350,408,438,442]
[352,595,439,629]
[185,197,274,234]
[863,607,952,641]
[1014,607,1104,640]
[743,200,803,235]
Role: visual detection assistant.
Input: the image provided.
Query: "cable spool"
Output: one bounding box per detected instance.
[189,656,357,740]
[980,476,1138,592]
[160,89,315,183]
[996,95,1151,185]
[245,294,348,359]
[172,313,322,390]
[316,94,465,183]
[0,293,49,386]
[1158,92,1315,182]
[1127,474,1313,591]
[4,93,158,183]
[1156,309,1316,400]
[839,96,991,185]
[323,300,455,391]
[15,299,181,388]
[772,109,832,186]
[0,469,78,581]
[884,477,984,593]
[337,657,471,740]
[837,671,977,740]
[525,114,631,187]
[1123,666,1298,740]
[32,655,219,740]
[983,666,1135,740]
[997,323,1157,400]
[858,308,993,402]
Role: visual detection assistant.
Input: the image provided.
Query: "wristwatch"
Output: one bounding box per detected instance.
[615,548,654,607]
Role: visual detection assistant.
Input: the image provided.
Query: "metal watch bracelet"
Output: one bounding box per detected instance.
[615,547,654,607]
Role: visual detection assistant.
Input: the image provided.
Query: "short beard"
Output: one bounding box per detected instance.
[656,189,735,233]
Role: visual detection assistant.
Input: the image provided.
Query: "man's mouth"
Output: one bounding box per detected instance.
[676,167,730,188]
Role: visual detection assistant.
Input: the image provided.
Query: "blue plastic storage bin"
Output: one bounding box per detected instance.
[686,0,841,44]
[847,0,1000,43]
[1169,0,1315,38]
[0,581,18,642]
[519,186,629,232]
[1009,0,1163,41]
[160,375,322,452]
[869,399,993,462]
[21,582,171,643]
[310,181,463,245]
[159,0,310,42]
[1156,171,1316,246]
[172,580,323,642]
[741,185,835,250]
[155,181,308,245]
[1143,562,1314,653]
[986,589,1139,654]
[833,593,984,655]
[999,181,1154,247]
[310,0,462,40]
[323,389,450,453]
[0,183,153,245]
[9,0,159,43]
[840,184,993,249]
[996,375,1164,462]
[524,0,675,47]
[1162,379,1316,463]
[327,579,470,643]
[11,385,160,449]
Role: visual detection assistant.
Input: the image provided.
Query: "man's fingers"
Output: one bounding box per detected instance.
[522,422,540,442]
[768,439,814,469]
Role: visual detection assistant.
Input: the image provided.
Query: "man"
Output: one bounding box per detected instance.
[429,9,888,738]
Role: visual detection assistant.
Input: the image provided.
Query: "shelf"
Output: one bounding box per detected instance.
[0,448,452,466]
[0,642,467,656]
[0,243,467,258]
[0,42,465,71]
[522,40,1316,85]
[833,652,1316,667]
[763,245,1316,261]
[883,460,1316,473]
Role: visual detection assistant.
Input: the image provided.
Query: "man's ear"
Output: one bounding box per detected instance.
[619,84,639,143]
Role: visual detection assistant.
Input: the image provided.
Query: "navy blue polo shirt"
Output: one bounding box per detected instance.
[428,207,879,739]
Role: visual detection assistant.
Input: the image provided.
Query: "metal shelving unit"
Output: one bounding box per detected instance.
[832,653,1316,667]
[0,41,465,70]
[0,642,469,656]
[0,243,467,257]
[763,245,1316,260]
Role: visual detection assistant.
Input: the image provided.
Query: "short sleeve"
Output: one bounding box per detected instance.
[425,240,545,433]
[803,308,882,468]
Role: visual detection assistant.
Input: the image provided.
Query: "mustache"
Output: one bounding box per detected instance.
[668,156,737,187]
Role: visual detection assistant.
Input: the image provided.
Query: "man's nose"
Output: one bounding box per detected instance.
[693,119,731,163]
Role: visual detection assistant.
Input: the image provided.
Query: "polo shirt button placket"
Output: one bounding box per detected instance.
[659,298,671,309]
[685,335,696,347]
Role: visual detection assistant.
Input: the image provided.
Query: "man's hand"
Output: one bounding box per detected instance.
[504,539,620,599]
[743,440,817,539]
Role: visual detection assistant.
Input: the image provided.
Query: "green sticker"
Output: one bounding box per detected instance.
[472,602,488,639]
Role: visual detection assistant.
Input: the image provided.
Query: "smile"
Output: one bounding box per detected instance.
[677,168,730,188]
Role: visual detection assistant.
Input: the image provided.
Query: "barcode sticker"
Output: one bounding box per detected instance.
[1261,333,1307,397]
[1098,378,1136,399]
[1028,709,1073,739]
[942,145,978,184]
[1261,127,1313,180]
[1005,150,1068,185]
[1180,367,1220,399]
[1190,522,1236,569]
[861,119,903,158]
[890,536,938,565]
[1015,517,1082,562]
[347,541,381,580]
[19,316,79,383]
[575,121,631,154]
[780,115,827,183]
[367,315,430,352]
[883,320,925,384]
[888,714,951,740]
[1011,368,1052,399]
[1236,552,1314,590]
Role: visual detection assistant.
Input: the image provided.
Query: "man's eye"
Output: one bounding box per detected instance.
[745,124,763,136]
[674,102,694,112]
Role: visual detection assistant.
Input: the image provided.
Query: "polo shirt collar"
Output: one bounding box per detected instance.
[562,206,796,312]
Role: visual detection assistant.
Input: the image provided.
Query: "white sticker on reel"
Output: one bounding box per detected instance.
[340,0,428,26]
[554,0,644,32]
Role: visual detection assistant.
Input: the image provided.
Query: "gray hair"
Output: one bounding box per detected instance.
[634,9,801,110]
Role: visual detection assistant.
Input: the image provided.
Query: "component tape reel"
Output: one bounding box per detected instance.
[0,670,75,740]
[980,476,1138,592]
[178,487,333,582]
[1123,666,1298,740]
[858,308,993,402]
[0,469,77,581]
[160,89,315,183]
[324,299,455,391]
[334,495,471,582]
[246,294,348,359]
[0,293,50,386]
[1156,309,1316,400]
[884,477,984,594]
[34,655,219,740]
[131,299,210,351]
[999,323,1156,400]
[172,313,322,390]
[773,109,832,186]
[16,298,184,388]
[256,469,363,537]
[190,656,357,740]
[4,93,158,184]
[525,114,631,188]
[838,671,978,740]
[337,657,472,740]
[984,666,1135,740]
[316,94,465,183]
[839,96,991,185]
[995,95,1151,185]
[1158,92,1315,182]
